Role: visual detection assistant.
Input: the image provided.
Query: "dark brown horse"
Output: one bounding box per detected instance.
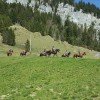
[73,52,86,58]
[45,50,52,56]
[7,49,13,56]
[40,49,60,57]
[62,52,71,57]
[20,50,27,56]
[51,49,60,56]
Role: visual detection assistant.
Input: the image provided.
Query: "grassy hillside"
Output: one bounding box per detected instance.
[0,24,99,58]
[0,56,100,100]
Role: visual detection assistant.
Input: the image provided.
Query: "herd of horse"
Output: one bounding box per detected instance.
[40,49,60,57]
[7,49,28,56]
[40,48,86,58]
[7,48,86,58]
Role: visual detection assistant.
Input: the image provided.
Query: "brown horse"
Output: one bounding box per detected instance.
[45,50,52,56]
[62,52,71,57]
[41,49,60,57]
[7,49,13,56]
[51,49,60,56]
[40,52,47,56]
[20,50,27,56]
[73,52,86,58]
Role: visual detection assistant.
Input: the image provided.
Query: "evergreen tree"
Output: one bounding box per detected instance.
[0,15,12,31]
[2,28,15,46]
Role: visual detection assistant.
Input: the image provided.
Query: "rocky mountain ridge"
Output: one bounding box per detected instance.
[6,0,100,32]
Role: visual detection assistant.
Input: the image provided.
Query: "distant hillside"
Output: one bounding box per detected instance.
[0,24,99,58]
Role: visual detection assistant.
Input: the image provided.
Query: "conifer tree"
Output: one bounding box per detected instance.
[2,28,15,46]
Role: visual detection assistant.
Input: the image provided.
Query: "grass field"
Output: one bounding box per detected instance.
[0,56,100,100]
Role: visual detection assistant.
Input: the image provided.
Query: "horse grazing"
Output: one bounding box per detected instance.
[73,52,86,58]
[7,49,13,56]
[51,49,60,56]
[62,52,71,57]
[20,50,27,56]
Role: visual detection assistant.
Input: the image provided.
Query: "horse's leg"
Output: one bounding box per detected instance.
[73,55,75,58]
[74,55,77,58]
[11,53,12,56]
[53,53,56,57]
[8,52,10,56]
[62,55,64,57]
[55,54,57,57]
[54,52,57,57]
[48,54,50,57]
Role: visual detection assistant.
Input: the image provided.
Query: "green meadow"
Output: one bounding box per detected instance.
[0,24,100,100]
[0,56,100,100]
